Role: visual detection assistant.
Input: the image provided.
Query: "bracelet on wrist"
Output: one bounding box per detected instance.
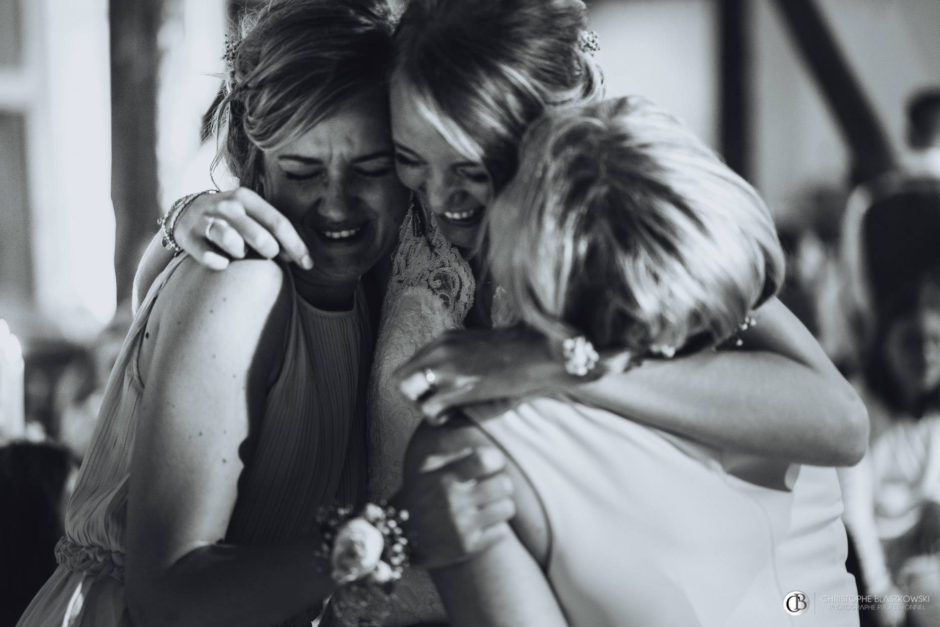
[158,190,218,256]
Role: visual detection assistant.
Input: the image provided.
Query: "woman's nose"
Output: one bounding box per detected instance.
[425,172,460,215]
[317,182,352,222]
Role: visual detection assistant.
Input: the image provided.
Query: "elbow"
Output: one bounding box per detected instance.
[833,386,870,467]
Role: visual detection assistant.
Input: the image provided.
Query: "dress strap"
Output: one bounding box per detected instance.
[127,254,191,389]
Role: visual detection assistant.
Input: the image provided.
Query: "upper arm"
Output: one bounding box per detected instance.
[431,529,567,627]
[127,260,289,581]
[739,297,846,380]
[740,298,869,429]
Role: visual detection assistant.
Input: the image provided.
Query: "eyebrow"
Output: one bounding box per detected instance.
[393,141,483,169]
[278,150,394,165]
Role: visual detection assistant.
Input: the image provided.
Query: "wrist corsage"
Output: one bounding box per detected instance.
[318,502,411,588]
[318,502,412,625]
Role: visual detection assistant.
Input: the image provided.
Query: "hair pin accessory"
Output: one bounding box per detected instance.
[578,30,600,56]
[563,336,599,376]
[223,32,241,66]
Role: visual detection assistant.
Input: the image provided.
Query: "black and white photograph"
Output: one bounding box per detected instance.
[1,0,939,625]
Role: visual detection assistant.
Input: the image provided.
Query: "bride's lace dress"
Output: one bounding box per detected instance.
[363,207,512,624]
[369,208,475,503]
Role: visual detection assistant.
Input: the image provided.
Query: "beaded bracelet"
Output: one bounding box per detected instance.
[157,190,218,255]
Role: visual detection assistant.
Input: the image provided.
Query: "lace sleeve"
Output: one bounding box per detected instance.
[367,208,477,501]
[385,209,475,318]
[363,208,477,623]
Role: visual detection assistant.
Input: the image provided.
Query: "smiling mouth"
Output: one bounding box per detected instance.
[441,207,484,224]
[320,227,363,240]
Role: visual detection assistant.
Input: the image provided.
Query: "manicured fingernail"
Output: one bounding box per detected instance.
[206,254,230,271]
[301,255,313,270]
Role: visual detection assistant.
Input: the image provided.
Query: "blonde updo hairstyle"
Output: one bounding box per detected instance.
[487,96,785,355]
[205,0,396,194]
[392,0,603,190]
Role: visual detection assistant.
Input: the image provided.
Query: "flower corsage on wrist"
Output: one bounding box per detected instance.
[318,502,411,590]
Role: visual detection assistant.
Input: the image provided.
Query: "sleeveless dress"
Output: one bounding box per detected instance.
[368,208,858,625]
[17,256,371,627]
[464,398,860,627]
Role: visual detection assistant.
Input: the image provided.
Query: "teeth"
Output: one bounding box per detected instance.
[322,228,361,240]
[443,209,479,221]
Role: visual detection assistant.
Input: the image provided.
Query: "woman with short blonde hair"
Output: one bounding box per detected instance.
[491,96,783,353]
[405,97,859,627]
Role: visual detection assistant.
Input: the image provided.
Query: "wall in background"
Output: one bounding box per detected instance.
[592,0,940,228]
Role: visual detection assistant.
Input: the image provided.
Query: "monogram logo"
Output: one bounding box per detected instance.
[784,590,809,616]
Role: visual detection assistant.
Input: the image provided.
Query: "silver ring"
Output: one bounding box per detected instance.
[423,368,438,391]
[204,217,217,242]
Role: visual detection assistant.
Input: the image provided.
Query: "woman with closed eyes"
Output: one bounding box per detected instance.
[137,0,868,623]
[17,2,512,625]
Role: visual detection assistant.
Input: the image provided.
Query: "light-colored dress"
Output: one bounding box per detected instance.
[368,208,858,625]
[464,397,860,627]
[17,256,370,627]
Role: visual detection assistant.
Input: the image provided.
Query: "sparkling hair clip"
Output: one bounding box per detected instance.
[730,313,757,347]
[223,32,241,67]
[578,29,601,56]
[222,32,242,92]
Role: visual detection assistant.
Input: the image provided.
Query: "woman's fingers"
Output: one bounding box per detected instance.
[394,332,465,380]
[196,249,232,271]
[172,187,313,270]
[204,214,249,259]
[428,445,506,485]
[214,201,275,258]
[172,215,232,271]
[403,446,515,568]
[231,188,312,269]
[474,497,517,529]
[419,381,479,422]
[469,473,515,507]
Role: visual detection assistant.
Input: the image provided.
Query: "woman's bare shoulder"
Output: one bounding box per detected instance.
[140,257,292,383]
[162,257,290,322]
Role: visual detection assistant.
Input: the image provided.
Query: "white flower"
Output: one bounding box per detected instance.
[368,560,395,584]
[362,503,384,524]
[562,336,599,376]
[331,517,385,584]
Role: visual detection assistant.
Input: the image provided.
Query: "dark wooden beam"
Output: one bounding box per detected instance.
[719,0,751,179]
[770,0,896,185]
[109,0,163,303]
